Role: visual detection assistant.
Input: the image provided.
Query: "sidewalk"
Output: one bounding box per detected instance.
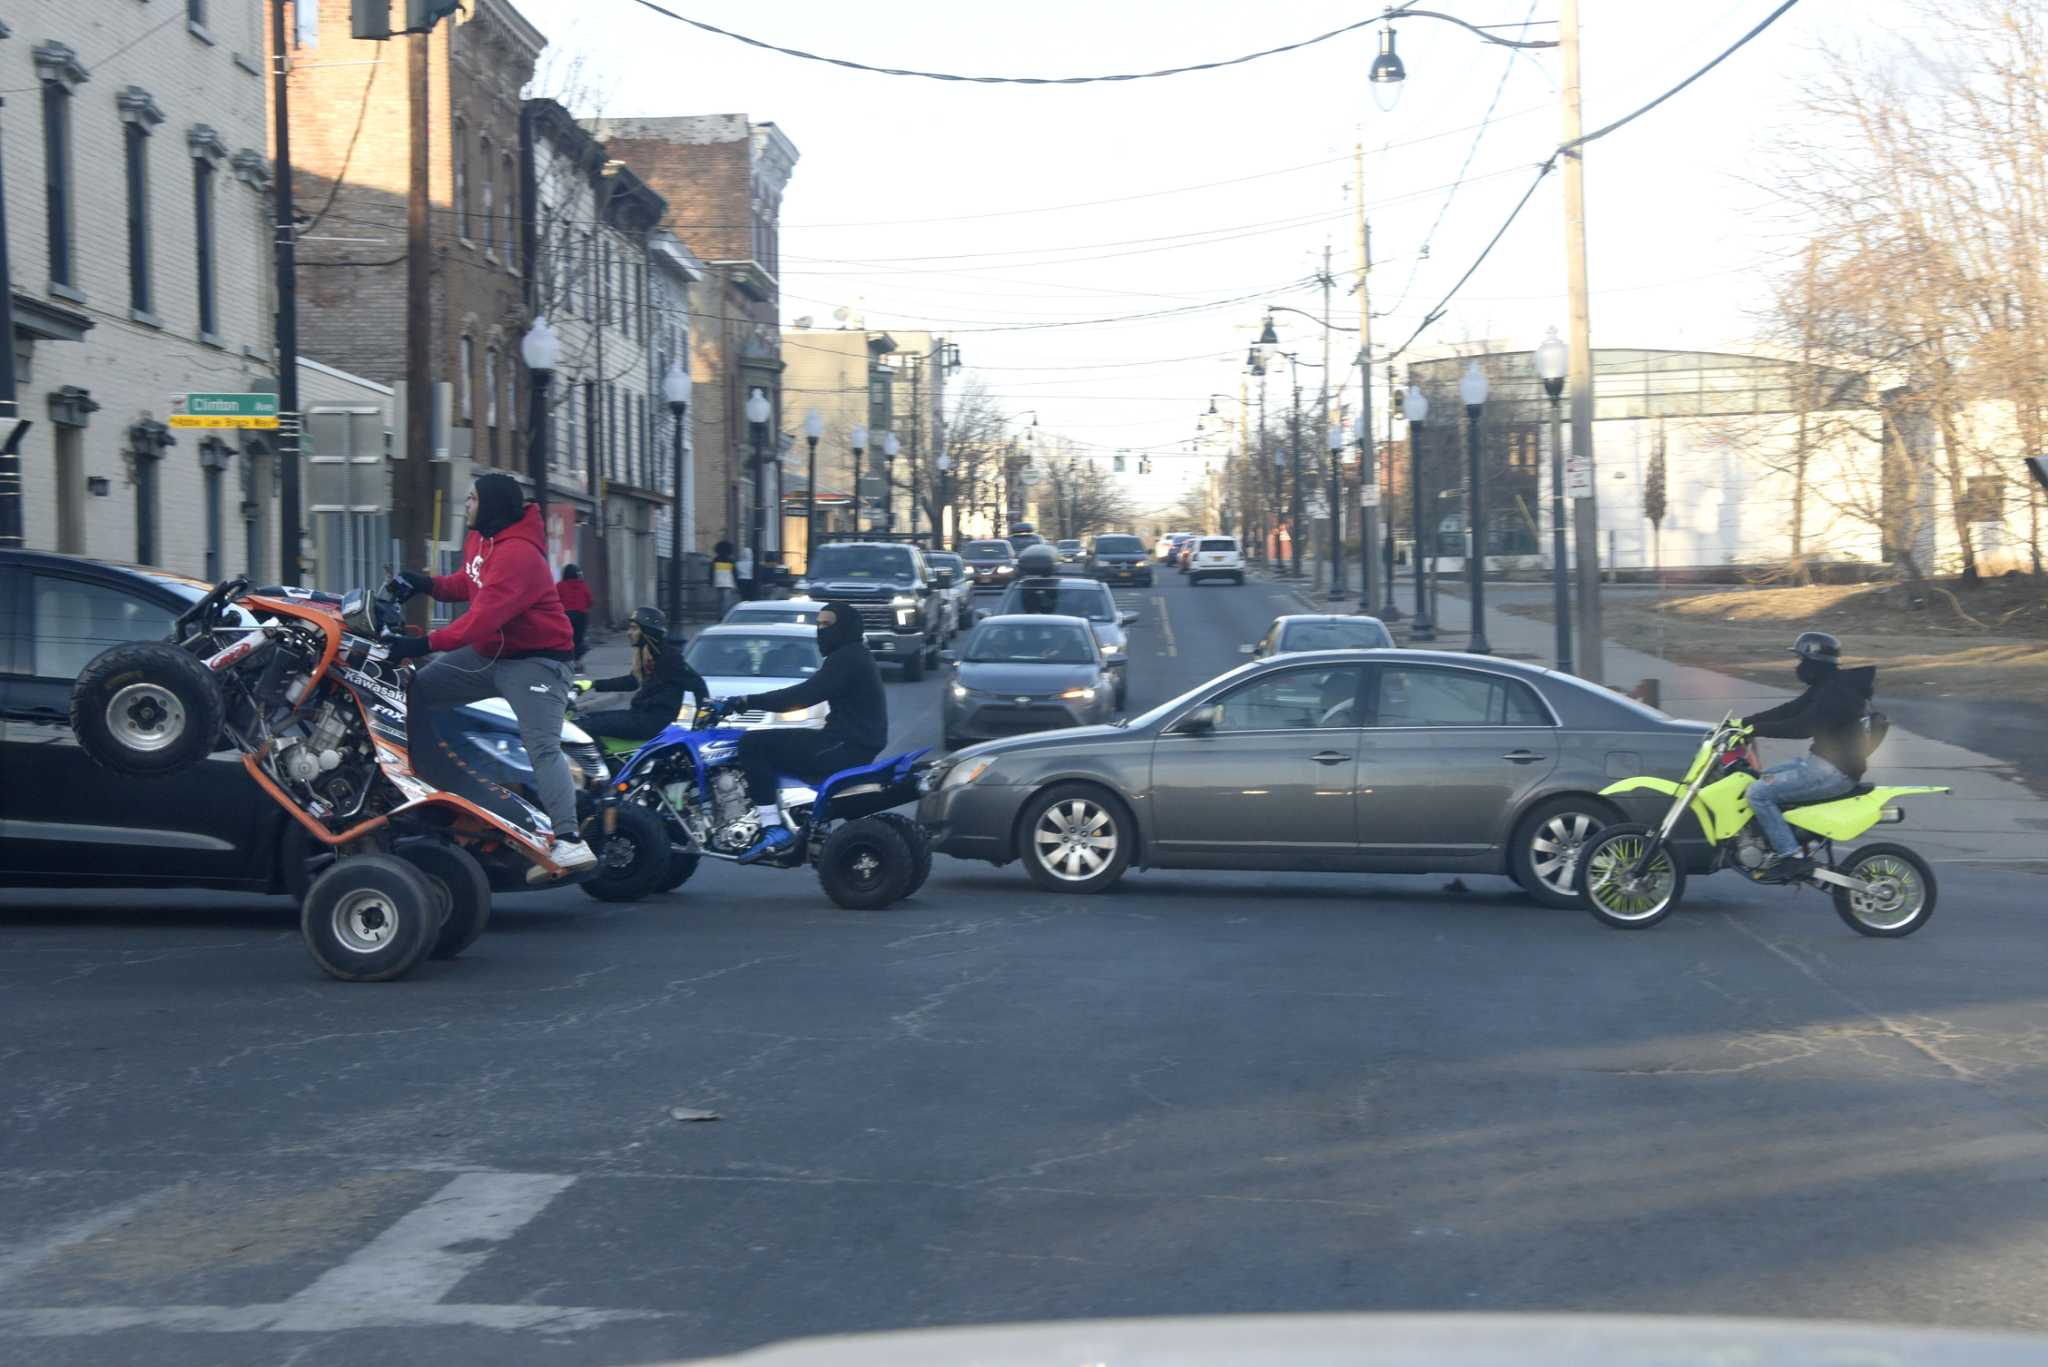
[1255,558,2048,871]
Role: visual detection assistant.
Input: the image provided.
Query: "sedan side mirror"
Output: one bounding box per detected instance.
[1104,651,1128,668]
[1175,703,1222,735]
[1119,611,1139,627]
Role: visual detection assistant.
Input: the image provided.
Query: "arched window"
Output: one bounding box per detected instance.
[458,335,474,424]
[479,136,494,250]
[484,346,499,464]
[453,117,469,238]
[503,359,516,461]
[500,153,516,264]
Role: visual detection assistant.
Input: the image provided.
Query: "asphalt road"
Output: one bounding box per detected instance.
[6,566,2048,1366]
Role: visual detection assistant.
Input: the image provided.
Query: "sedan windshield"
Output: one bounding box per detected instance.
[729,603,821,626]
[1094,536,1143,554]
[965,621,1097,665]
[807,545,914,580]
[926,554,963,574]
[962,541,1014,562]
[1281,620,1394,651]
[1000,582,1114,621]
[686,634,821,678]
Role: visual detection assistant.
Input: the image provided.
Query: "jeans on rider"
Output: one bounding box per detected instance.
[737,729,878,807]
[1747,753,1853,858]
[410,647,578,835]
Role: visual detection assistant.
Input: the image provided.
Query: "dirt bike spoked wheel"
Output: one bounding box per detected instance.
[69,641,226,777]
[1831,842,1937,938]
[1577,823,1688,929]
[579,802,670,903]
[817,817,915,911]
[300,853,440,982]
[396,839,493,960]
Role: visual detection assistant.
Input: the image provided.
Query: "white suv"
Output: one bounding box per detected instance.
[1188,535,1245,585]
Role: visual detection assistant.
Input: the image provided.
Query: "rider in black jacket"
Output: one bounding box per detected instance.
[576,607,711,745]
[726,600,886,862]
[1739,631,1877,881]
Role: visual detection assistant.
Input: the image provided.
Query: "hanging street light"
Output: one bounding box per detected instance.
[1257,313,1281,346]
[1368,26,1406,111]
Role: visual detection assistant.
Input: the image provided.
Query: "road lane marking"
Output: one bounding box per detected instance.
[0,1188,175,1294]
[1154,594,1176,656]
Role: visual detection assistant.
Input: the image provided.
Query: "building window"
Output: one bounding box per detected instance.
[556,225,575,315]
[453,117,469,238]
[41,82,74,289]
[459,336,474,423]
[606,383,618,483]
[118,89,166,320]
[485,346,499,438]
[188,0,207,25]
[635,265,647,343]
[192,156,217,337]
[600,242,612,324]
[500,153,516,264]
[503,362,516,464]
[480,136,494,251]
[584,232,597,319]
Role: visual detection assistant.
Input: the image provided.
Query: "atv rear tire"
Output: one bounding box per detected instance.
[817,817,915,910]
[398,839,493,959]
[70,641,225,777]
[658,848,700,892]
[579,802,670,903]
[300,854,440,982]
[870,812,932,898]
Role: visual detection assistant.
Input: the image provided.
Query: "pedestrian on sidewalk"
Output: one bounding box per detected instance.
[712,541,738,617]
[1740,631,1877,883]
[557,563,592,669]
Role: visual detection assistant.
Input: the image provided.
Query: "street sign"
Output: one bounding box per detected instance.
[171,393,280,430]
[1565,451,1593,499]
[1361,484,1381,508]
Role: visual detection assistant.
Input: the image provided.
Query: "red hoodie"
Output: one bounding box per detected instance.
[426,503,577,657]
[556,577,593,613]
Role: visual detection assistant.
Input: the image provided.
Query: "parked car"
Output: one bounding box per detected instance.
[724,598,824,627]
[684,624,829,729]
[920,649,1707,904]
[0,551,589,898]
[1187,535,1245,585]
[940,615,1120,750]
[1244,614,1395,658]
[995,575,1137,705]
[1087,534,1153,586]
[793,539,945,681]
[959,539,1019,591]
[921,552,977,638]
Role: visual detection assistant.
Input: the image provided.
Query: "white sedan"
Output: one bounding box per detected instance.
[682,623,829,729]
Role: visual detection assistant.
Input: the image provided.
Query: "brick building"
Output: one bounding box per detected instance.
[587,115,798,567]
[285,0,543,581]
[4,4,277,577]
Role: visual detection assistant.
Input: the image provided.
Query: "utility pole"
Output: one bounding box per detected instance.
[1561,0,1603,682]
[400,28,433,608]
[1353,153,1377,614]
[270,0,303,582]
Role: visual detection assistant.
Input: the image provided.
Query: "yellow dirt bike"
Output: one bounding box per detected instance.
[1579,713,1946,936]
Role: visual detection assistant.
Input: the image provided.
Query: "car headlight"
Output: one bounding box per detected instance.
[1060,687,1096,701]
[996,565,1013,575]
[890,594,917,607]
[951,683,969,700]
[944,757,995,788]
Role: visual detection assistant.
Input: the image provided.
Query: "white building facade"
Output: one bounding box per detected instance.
[5,4,278,579]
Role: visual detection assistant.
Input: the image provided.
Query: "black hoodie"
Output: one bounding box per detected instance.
[1746,662,1877,779]
[739,600,887,753]
[472,472,526,538]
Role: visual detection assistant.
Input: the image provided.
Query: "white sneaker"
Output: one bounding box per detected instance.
[528,836,598,883]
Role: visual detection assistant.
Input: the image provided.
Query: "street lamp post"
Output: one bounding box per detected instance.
[1381,364,1403,620]
[802,409,823,568]
[1402,384,1434,640]
[1460,361,1491,656]
[745,387,771,578]
[662,359,691,620]
[521,317,562,523]
[850,424,867,533]
[880,431,900,533]
[1325,422,1347,601]
[1534,326,1574,675]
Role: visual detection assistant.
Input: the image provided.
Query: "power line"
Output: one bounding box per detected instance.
[621,1,1552,88]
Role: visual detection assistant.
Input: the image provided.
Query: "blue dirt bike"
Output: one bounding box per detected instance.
[593,702,934,910]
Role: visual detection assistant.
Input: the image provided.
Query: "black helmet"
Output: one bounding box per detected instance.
[629,605,669,646]
[1017,543,1058,577]
[1791,631,1840,664]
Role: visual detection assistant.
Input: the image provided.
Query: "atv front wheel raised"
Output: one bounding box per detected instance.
[70,641,225,777]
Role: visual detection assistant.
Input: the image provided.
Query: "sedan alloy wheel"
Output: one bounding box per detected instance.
[1021,785,1132,894]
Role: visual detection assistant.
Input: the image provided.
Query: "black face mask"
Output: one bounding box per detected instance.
[1796,656,1835,687]
[817,601,864,654]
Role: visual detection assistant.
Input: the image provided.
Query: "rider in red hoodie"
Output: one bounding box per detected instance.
[385,472,593,875]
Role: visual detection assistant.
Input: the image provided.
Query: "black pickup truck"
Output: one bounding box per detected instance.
[794,540,946,681]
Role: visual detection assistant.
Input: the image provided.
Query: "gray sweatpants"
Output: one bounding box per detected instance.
[410,647,577,835]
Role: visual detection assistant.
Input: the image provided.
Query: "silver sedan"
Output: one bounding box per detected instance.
[919,650,1707,903]
[940,615,1120,750]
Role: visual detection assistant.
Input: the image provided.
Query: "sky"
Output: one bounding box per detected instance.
[508,0,1918,506]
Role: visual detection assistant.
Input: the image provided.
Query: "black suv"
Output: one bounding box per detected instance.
[1086,533,1153,586]
[794,539,946,681]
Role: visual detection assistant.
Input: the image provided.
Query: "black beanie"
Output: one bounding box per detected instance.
[473,472,526,538]
[818,601,864,654]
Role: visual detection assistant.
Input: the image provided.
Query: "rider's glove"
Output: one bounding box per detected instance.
[573,678,595,693]
[388,570,434,602]
[381,633,432,661]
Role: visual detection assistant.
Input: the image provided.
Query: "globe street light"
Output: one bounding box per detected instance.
[1534,326,1573,674]
[850,423,868,533]
[802,409,823,567]
[663,358,691,619]
[521,316,562,521]
[1326,421,1348,601]
[1459,360,1491,656]
[1402,383,1434,641]
[1368,26,1406,111]
[745,387,771,579]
